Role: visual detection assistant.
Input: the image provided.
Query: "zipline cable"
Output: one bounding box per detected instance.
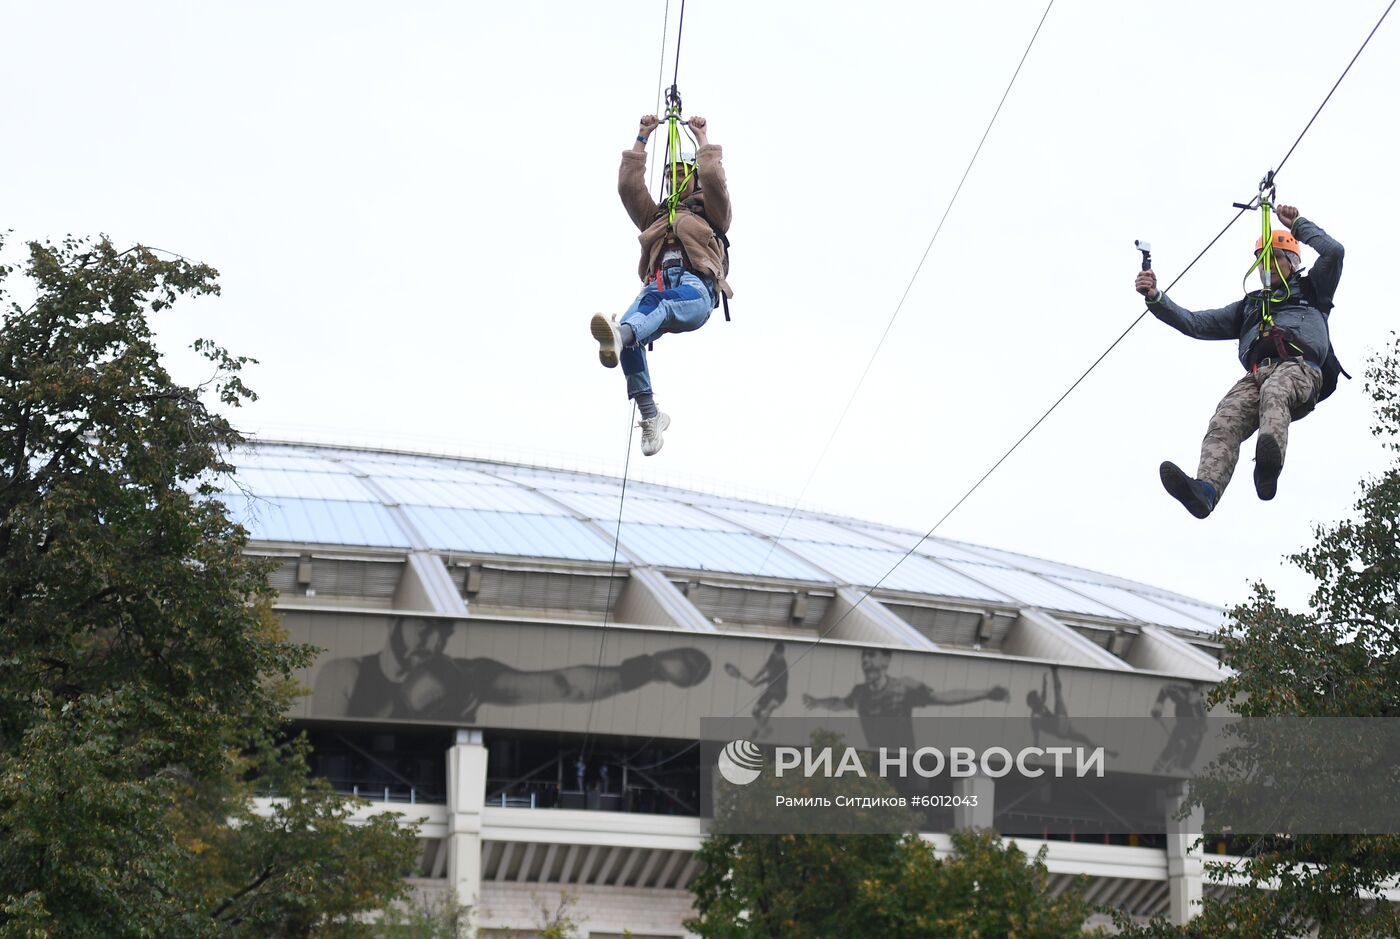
[754,0,1055,575]
[1275,0,1394,177]
[671,0,687,93]
[727,0,1396,723]
[581,0,689,767]
[648,0,672,192]
[624,1,1055,762]
[581,403,639,763]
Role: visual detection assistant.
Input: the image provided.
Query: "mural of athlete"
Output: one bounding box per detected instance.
[723,641,787,739]
[1025,665,1118,757]
[801,647,1008,752]
[1151,681,1208,773]
[313,617,711,722]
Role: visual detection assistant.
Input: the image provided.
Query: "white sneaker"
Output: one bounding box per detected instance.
[638,411,670,457]
[590,313,622,369]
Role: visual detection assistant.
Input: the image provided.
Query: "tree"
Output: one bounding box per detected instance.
[689,827,1094,938]
[867,829,1096,938]
[687,733,1093,937]
[372,887,472,939]
[1116,335,1400,937]
[0,235,418,936]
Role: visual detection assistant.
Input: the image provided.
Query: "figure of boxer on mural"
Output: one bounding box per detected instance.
[312,617,711,722]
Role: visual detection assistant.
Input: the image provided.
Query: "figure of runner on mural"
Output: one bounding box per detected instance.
[802,647,1008,753]
[1025,665,1118,757]
[313,617,711,722]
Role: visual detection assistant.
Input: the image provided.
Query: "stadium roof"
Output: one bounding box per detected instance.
[211,442,1225,644]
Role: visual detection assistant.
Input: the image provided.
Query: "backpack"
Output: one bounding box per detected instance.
[1294,277,1350,418]
[678,194,731,321]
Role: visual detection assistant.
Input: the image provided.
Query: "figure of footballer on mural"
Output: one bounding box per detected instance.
[802,647,1008,752]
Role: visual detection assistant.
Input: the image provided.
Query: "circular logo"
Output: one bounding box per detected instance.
[717,739,763,786]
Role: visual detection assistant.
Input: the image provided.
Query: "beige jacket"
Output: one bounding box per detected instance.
[618,143,733,300]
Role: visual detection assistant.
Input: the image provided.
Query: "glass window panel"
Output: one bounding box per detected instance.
[547,492,744,530]
[1139,594,1226,631]
[778,541,1014,601]
[705,509,901,548]
[211,494,412,548]
[617,524,826,581]
[1045,578,1223,631]
[218,466,377,502]
[342,456,506,485]
[938,562,1129,619]
[377,476,571,515]
[402,505,618,562]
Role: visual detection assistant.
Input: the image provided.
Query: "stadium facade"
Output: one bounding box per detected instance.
[220,441,1295,935]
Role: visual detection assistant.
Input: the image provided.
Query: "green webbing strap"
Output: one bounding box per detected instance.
[1241,197,1291,326]
[663,105,696,227]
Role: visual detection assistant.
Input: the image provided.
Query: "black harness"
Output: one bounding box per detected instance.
[1242,278,1349,419]
[655,194,731,321]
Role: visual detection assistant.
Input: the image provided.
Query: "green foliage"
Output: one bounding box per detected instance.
[0,234,418,936]
[688,830,905,939]
[528,891,586,939]
[689,730,919,938]
[689,828,1094,939]
[372,888,472,939]
[1114,336,1400,937]
[690,732,1093,939]
[867,829,1097,938]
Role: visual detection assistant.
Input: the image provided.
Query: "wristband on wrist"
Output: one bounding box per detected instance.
[636,134,648,144]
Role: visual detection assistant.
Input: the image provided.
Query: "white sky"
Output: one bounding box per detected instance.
[4,0,1397,616]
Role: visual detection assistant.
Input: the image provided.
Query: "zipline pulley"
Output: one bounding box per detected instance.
[1235,169,1287,293]
[1232,168,1277,212]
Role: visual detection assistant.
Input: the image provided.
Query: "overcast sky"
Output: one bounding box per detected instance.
[4,0,1397,616]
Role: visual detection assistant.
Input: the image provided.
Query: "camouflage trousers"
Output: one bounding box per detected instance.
[1197,359,1322,496]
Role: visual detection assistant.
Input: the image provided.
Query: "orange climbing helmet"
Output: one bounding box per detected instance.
[1256,229,1301,256]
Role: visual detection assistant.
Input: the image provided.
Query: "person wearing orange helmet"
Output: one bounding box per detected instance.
[1134,204,1345,518]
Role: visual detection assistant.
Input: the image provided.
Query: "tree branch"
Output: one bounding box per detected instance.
[212,864,279,921]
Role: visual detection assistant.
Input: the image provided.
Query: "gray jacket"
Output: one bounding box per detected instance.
[1147,216,1344,369]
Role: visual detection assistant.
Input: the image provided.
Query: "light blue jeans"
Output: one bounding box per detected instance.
[620,267,713,399]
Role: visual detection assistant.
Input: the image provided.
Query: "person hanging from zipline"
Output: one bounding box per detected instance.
[1135,203,1344,518]
[590,111,732,456]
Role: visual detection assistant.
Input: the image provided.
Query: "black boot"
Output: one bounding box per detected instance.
[1254,434,1283,501]
[1160,462,1218,519]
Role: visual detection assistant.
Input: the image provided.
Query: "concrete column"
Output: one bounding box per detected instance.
[1164,784,1204,925]
[951,774,995,830]
[446,729,488,912]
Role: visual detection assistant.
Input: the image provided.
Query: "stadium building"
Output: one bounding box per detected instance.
[220,440,1288,935]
